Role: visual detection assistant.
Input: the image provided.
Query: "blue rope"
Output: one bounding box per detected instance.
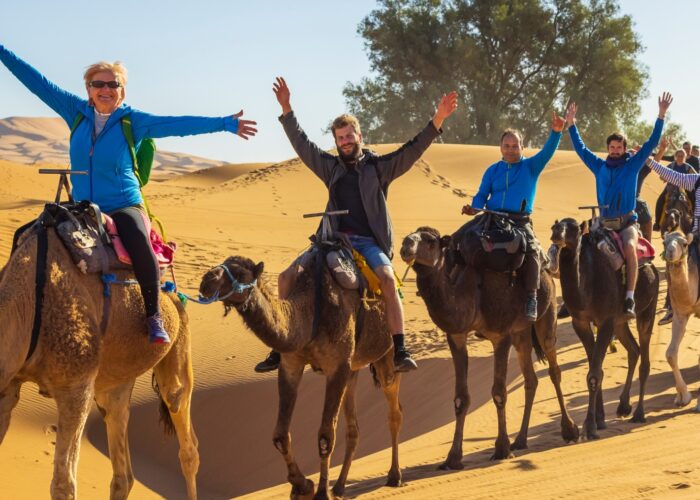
[101,273,138,297]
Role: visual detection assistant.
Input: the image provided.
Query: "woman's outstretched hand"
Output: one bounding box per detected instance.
[233,110,258,140]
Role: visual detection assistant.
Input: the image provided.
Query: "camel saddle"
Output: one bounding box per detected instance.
[591,226,654,271]
[13,201,174,275]
[452,212,534,274]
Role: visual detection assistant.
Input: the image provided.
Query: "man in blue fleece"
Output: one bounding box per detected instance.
[564,92,673,318]
[462,112,565,321]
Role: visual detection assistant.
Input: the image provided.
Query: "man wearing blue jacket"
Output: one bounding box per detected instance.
[462,112,565,321]
[564,92,673,318]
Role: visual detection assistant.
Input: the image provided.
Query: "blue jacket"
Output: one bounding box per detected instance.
[472,130,562,214]
[0,45,238,213]
[568,118,664,218]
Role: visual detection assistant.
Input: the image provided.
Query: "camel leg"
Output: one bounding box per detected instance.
[511,331,537,450]
[583,319,614,440]
[439,333,469,470]
[612,322,639,417]
[154,332,199,500]
[381,363,402,487]
[94,381,136,500]
[331,371,359,498]
[315,364,351,500]
[571,318,605,431]
[51,381,95,500]
[542,343,580,443]
[666,312,692,406]
[0,379,22,445]
[632,305,655,423]
[272,357,313,498]
[490,336,513,460]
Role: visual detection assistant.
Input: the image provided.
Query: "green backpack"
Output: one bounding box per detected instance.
[69,113,156,187]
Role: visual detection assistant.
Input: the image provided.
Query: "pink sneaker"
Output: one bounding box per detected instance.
[146,313,170,344]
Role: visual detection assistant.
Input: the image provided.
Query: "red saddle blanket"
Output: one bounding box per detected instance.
[103,211,175,267]
[608,231,655,261]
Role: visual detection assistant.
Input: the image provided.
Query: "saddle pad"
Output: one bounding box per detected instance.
[609,230,655,260]
[103,211,175,266]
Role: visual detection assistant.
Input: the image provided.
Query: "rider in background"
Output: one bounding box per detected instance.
[461,112,565,321]
[564,93,672,319]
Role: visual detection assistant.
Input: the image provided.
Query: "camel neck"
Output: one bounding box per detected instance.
[667,260,698,314]
[413,258,477,334]
[559,246,585,312]
[236,280,298,352]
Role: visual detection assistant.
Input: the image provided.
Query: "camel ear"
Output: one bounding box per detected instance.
[254,261,265,279]
[440,235,452,248]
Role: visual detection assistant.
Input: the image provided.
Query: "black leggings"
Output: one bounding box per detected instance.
[110,207,160,317]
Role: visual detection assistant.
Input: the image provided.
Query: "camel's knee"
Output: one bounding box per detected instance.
[110,474,134,500]
[318,433,336,457]
[587,369,603,392]
[178,445,200,475]
[273,433,290,455]
[454,395,470,415]
[665,348,679,367]
[491,387,507,409]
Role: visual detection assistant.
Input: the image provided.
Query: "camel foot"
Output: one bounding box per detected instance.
[596,419,607,430]
[490,450,515,461]
[674,391,692,407]
[312,488,331,500]
[385,469,403,487]
[616,401,632,417]
[438,457,464,471]
[630,408,646,423]
[290,479,315,500]
[510,436,528,451]
[331,483,344,498]
[561,420,580,443]
[582,420,599,441]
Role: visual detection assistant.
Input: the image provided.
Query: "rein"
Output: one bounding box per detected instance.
[189,264,257,306]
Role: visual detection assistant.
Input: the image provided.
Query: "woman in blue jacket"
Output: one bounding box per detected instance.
[0,44,257,343]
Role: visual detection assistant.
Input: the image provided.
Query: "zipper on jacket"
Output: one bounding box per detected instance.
[501,163,511,209]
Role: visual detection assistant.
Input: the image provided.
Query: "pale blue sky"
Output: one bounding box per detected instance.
[0,0,696,164]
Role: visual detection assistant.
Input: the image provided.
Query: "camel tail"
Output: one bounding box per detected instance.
[151,373,176,436]
[531,325,547,364]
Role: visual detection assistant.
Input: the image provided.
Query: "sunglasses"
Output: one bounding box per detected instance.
[89,80,122,89]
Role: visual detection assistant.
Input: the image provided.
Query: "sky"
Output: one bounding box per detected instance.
[0,0,697,164]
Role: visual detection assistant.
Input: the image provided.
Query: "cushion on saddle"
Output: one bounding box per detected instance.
[103,211,174,267]
[607,230,655,261]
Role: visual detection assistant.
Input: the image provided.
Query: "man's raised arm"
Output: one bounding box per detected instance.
[528,111,564,175]
[377,91,458,183]
[565,101,604,175]
[636,92,672,160]
[274,76,335,184]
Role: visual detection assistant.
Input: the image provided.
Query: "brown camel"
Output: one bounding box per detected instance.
[550,218,659,440]
[198,254,402,500]
[399,227,578,467]
[661,229,700,411]
[0,227,199,499]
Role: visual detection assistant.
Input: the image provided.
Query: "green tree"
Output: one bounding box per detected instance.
[345,0,648,149]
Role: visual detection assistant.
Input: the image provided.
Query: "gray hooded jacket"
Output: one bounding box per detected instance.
[280,111,441,259]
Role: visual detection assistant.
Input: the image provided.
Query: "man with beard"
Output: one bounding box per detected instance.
[461,113,565,322]
[564,92,672,318]
[253,77,458,373]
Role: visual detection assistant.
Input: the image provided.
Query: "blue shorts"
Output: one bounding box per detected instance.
[348,235,392,270]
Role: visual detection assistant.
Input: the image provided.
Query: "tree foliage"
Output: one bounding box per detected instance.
[344,0,649,149]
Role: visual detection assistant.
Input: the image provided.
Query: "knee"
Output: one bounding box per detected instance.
[377,268,396,291]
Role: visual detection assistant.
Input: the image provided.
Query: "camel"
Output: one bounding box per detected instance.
[0,226,199,499]
[550,218,659,440]
[399,226,579,467]
[661,229,700,411]
[198,254,402,500]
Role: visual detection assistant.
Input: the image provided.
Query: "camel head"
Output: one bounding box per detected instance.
[663,230,693,264]
[199,256,264,313]
[400,226,451,268]
[550,218,583,251]
[663,208,682,234]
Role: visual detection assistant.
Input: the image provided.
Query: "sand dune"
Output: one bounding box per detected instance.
[1,142,699,499]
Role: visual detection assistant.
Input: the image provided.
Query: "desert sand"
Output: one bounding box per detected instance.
[1,124,699,499]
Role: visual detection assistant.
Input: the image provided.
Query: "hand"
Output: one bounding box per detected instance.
[461,204,478,216]
[551,110,565,133]
[565,102,577,127]
[432,91,458,130]
[273,76,292,115]
[333,231,353,249]
[658,91,673,119]
[232,110,257,140]
[659,135,670,152]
